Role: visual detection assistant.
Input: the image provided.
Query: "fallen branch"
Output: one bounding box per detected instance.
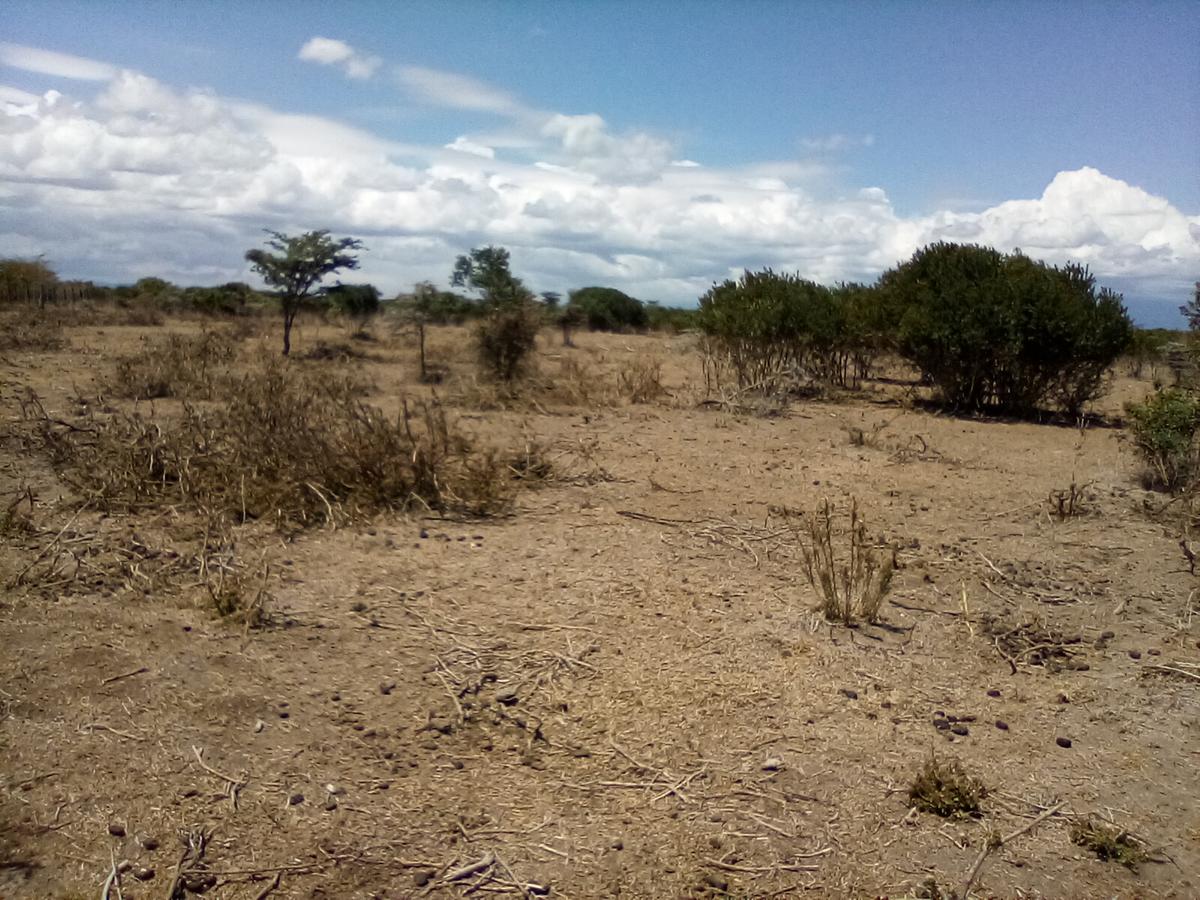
[960,800,1067,898]
[101,666,149,686]
[444,852,495,882]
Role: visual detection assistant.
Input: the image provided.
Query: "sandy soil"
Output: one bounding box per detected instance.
[1,316,1197,899]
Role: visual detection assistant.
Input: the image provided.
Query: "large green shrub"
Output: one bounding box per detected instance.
[568,287,648,332]
[696,270,886,391]
[881,243,1132,415]
[1125,388,1200,491]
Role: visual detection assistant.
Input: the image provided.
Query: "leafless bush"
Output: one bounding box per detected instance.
[108,329,238,399]
[909,755,986,818]
[617,357,666,404]
[778,497,894,625]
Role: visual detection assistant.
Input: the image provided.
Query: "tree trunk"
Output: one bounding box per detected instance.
[418,321,427,380]
[282,304,295,356]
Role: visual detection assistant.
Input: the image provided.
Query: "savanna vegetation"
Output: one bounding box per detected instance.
[1,241,1195,900]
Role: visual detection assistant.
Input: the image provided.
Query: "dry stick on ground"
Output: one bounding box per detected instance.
[192,746,246,810]
[960,800,1067,898]
[251,871,282,900]
[100,665,149,686]
[1147,663,1200,682]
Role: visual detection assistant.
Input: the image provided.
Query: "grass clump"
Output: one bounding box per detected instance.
[109,329,237,400]
[1070,819,1148,869]
[781,497,894,625]
[909,755,986,818]
[34,359,518,528]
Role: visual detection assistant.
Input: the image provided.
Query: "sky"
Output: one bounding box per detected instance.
[1,1,1197,325]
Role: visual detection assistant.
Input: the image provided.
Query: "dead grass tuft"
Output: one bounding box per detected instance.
[1070,819,1149,869]
[30,360,519,528]
[908,755,987,818]
[778,497,894,625]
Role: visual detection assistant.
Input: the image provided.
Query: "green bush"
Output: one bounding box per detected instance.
[568,286,648,332]
[1125,388,1200,491]
[476,301,541,382]
[882,243,1132,415]
[696,270,886,391]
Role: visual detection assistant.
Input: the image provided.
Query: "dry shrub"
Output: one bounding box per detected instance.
[1070,819,1148,868]
[108,329,238,399]
[301,340,370,361]
[545,357,617,406]
[779,498,894,625]
[0,312,66,353]
[617,357,666,404]
[33,360,517,528]
[909,755,986,818]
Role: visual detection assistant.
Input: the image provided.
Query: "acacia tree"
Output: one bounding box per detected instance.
[245,230,364,355]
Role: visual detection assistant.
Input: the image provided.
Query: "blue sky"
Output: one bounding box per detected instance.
[1,1,1198,324]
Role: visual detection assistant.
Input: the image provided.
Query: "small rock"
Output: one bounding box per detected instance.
[278,710,290,719]
[133,866,155,882]
[107,822,126,838]
[840,688,859,700]
[419,529,429,539]
[1100,630,1115,640]
[253,719,265,733]
[137,834,158,851]
[1056,692,1070,704]
[1128,650,1142,660]
[413,869,437,887]
[986,689,1001,698]
[933,718,950,731]
[610,838,624,850]
[184,873,217,894]
[995,720,1009,731]
[950,724,969,736]
[761,757,784,772]
[288,793,305,806]
[1147,648,1161,656]
[331,692,341,702]
[350,601,368,613]
[527,884,550,897]
[323,796,338,812]
[325,783,346,796]
[1056,737,1073,749]
[181,788,200,799]
[117,859,133,873]
[379,680,397,695]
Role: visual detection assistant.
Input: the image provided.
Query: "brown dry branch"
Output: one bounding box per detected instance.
[960,801,1067,898]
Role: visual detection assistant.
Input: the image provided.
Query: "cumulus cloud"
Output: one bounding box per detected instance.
[298,37,380,79]
[0,42,117,81]
[0,55,1196,320]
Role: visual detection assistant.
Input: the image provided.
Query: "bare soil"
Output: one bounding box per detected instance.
[1,315,1198,899]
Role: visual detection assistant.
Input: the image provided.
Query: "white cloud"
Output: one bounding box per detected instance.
[445,136,495,159]
[298,37,380,80]
[0,54,1196,320]
[0,42,117,81]
[800,133,875,153]
[396,65,523,116]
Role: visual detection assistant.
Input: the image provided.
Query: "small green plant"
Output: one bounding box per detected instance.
[1125,387,1200,491]
[784,497,894,625]
[1070,819,1148,869]
[909,755,986,818]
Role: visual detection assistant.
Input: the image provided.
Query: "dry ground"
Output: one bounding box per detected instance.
[1,312,1198,899]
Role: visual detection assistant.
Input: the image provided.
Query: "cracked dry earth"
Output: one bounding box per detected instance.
[1,322,1199,899]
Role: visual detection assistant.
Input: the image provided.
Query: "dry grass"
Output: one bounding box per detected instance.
[617,356,667,404]
[108,329,238,399]
[780,497,894,625]
[30,359,520,528]
[1070,819,1149,869]
[0,312,67,353]
[908,755,987,818]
